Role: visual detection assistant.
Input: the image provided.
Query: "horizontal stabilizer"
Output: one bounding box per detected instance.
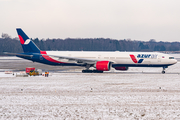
[4,52,33,57]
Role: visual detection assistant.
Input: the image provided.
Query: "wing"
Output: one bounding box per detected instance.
[41,54,99,64]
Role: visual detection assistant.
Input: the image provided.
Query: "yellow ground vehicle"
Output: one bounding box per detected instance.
[29,70,39,76]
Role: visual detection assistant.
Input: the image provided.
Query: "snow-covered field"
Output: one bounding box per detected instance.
[0,63,180,119]
[0,55,180,119]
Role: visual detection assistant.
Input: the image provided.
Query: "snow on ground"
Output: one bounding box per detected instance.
[0,59,180,119]
[0,69,180,119]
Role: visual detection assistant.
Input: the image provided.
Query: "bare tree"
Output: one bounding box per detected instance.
[1,33,11,39]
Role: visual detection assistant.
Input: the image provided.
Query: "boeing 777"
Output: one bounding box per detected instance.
[5,28,177,73]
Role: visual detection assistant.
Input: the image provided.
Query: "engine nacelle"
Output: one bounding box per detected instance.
[114,66,129,71]
[95,61,111,71]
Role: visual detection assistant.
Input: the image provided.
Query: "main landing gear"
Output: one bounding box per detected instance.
[82,70,103,73]
[82,64,103,73]
[162,66,167,74]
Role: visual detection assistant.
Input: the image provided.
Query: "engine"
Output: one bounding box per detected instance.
[95,61,111,71]
[114,66,129,71]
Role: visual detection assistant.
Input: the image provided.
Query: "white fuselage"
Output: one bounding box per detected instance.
[45,51,177,67]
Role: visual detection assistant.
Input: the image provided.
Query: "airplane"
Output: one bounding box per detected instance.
[5,28,177,73]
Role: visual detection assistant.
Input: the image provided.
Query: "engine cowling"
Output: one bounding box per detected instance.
[95,61,111,71]
[114,66,129,71]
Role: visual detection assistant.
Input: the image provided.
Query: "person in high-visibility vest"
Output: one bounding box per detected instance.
[45,72,47,77]
[47,72,49,77]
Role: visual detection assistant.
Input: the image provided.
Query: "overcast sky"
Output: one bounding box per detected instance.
[1,0,180,42]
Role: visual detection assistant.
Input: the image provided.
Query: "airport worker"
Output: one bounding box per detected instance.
[47,72,49,77]
[45,72,47,77]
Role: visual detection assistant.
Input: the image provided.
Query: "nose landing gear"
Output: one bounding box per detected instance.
[162,70,165,74]
[162,66,168,74]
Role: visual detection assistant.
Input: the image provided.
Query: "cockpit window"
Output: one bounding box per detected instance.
[169,57,174,59]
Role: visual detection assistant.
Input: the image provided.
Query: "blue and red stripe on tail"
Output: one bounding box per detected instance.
[16,28,40,53]
[16,28,64,64]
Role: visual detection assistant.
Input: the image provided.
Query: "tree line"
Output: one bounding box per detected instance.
[0,33,180,56]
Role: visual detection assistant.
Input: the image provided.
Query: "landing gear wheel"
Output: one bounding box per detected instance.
[92,70,103,73]
[162,66,167,74]
[82,70,103,73]
[82,70,92,73]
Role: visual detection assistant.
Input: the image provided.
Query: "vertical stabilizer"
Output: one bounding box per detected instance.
[16,28,40,53]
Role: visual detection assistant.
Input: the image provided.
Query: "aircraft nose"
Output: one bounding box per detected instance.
[173,59,178,64]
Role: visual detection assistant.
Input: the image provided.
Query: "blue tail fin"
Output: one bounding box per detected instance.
[16,28,40,53]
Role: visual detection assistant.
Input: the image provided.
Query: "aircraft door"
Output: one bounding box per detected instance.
[98,55,103,60]
[158,55,161,62]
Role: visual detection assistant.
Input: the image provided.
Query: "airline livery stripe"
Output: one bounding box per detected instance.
[18,35,25,44]
[40,51,64,63]
[138,59,144,63]
[130,55,138,63]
